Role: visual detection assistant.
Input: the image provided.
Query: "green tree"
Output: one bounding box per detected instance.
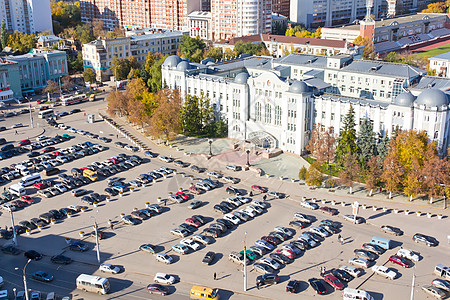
[83,68,96,83]
[76,23,95,44]
[339,153,360,194]
[0,20,7,50]
[335,105,359,165]
[68,52,83,74]
[298,166,307,180]
[204,47,223,61]
[180,94,202,135]
[147,55,165,92]
[357,118,377,168]
[377,134,389,163]
[179,36,206,62]
[234,41,267,56]
[365,156,382,196]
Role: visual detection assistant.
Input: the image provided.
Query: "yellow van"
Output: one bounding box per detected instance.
[89,94,96,101]
[83,169,98,182]
[190,286,220,300]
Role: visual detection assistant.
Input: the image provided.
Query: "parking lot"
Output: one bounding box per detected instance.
[0,98,448,300]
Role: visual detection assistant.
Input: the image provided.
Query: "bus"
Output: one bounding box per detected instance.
[38,109,55,119]
[76,274,110,295]
[60,93,87,106]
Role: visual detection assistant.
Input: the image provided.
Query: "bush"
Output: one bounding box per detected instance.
[298,166,307,180]
[324,179,337,188]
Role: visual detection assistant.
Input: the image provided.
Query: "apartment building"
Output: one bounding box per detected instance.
[187,11,212,40]
[82,29,187,81]
[0,0,52,34]
[210,0,272,40]
[272,0,289,19]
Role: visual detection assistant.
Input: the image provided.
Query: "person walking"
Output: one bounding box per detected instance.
[108,219,113,230]
[256,281,260,290]
[263,194,267,201]
[15,130,18,135]
[338,234,342,245]
[249,191,253,197]
[213,272,217,280]
[320,267,324,277]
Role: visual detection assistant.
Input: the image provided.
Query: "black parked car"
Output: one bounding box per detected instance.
[354,249,378,261]
[256,273,279,285]
[332,268,353,282]
[362,243,386,255]
[270,253,293,264]
[213,204,229,214]
[226,186,242,195]
[202,251,215,265]
[309,278,327,294]
[1,244,21,255]
[286,280,300,293]
[412,233,438,247]
[48,209,64,220]
[24,250,43,260]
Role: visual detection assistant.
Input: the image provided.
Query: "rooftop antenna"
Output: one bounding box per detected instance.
[365,0,374,22]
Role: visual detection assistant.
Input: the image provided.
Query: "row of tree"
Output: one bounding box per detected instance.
[303,105,450,202]
[178,36,269,63]
[106,77,227,140]
[285,25,322,38]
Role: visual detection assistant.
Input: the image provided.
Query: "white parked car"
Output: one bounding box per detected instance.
[274,226,294,237]
[251,200,267,209]
[339,265,363,278]
[158,156,173,163]
[170,228,189,237]
[226,197,242,207]
[300,200,319,210]
[241,208,257,218]
[396,249,420,262]
[259,257,281,270]
[180,238,201,251]
[68,204,81,212]
[343,214,364,224]
[207,171,222,178]
[154,273,175,284]
[99,263,120,274]
[224,213,241,225]
[237,196,251,203]
[372,265,396,280]
[310,226,330,238]
[293,212,311,223]
[1,203,16,212]
[223,176,239,184]
[248,205,263,215]
[155,252,173,264]
[422,285,446,299]
[192,234,212,245]
[349,257,370,268]
[195,182,211,191]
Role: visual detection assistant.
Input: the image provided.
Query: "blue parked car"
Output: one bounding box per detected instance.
[32,271,53,282]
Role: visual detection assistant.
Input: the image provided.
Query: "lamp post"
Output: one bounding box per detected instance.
[90,216,101,264]
[10,210,17,246]
[246,149,250,166]
[243,231,247,291]
[15,259,31,300]
[26,97,33,129]
[208,139,213,156]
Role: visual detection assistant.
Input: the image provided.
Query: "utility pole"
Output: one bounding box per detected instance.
[243,231,247,291]
[27,97,33,128]
[91,217,100,263]
[410,272,415,300]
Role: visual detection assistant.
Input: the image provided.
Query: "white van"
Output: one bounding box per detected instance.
[76,274,110,295]
[9,184,26,197]
[15,164,30,176]
[19,173,41,187]
[343,288,374,300]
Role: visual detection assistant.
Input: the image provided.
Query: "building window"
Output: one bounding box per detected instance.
[321,111,326,118]
[274,106,282,126]
[264,104,272,124]
[331,113,335,120]
[255,102,262,122]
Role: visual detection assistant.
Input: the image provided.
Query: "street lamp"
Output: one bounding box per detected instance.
[208,139,213,156]
[10,210,17,246]
[90,216,101,264]
[15,259,31,300]
[243,231,247,291]
[246,149,250,166]
[26,97,33,129]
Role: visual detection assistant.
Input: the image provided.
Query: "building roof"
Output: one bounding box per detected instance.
[411,76,450,92]
[130,30,185,41]
[4,50,66,62]
[340,13,448,31]
[215,34,349,48]
[430,51,450,61]
[320,93,390,108]
[415,88,449,107]
[37,35,62,43]
[210,57,272,73]
[341,60,425,78]
[274,53,328,68]
[188,11,211,19]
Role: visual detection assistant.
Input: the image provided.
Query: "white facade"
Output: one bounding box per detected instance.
[162,54,450,156]
[429,52,450,79]
[0,0,52,34]
[187,11,212,41]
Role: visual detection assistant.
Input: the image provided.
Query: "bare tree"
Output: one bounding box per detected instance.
[44,80,59,95]
[338,153,360,194]
[365,156,382,196]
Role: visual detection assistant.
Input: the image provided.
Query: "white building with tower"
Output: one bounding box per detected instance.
[162,54,450,156]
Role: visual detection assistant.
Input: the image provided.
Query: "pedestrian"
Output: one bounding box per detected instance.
[116,134,119,139]
[164,199,167,206]
[320,267,324,276]
[338,234,342,244]
[15,130,18,135]
[213,272,216,280]
[263,194,267,201]
[249,191,253,197]
[323,266,327,275]
[257,281,260,290]
[340,236,344,245]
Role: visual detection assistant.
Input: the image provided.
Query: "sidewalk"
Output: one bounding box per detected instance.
[106,112,448,213]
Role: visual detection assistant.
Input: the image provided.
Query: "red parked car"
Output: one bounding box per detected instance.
[389,255,413,268]
[185,218,201,228]
[42,146,56,153]
[18,139,30,146]
[11,200,27,208]
[21,195,34,204]
[276,248,295,259]
[251,185,267,193]
[188,186,202,195]
[176,191,189,201]
[319,206,338,216]
[108,158,119,164]
[52,151,62,156]
[261,236,282,246]
[324,274,345,290]
[33,182,47,190]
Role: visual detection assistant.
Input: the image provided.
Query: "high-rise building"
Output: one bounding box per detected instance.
[80,0,200,31]
[0,0,52,34]
[272,0,289,19]
[211,0,272,40]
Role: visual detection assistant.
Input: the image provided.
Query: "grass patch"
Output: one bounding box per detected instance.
[303,156,341,177]
[414,44,450,58]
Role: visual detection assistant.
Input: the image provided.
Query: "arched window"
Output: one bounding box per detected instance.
[255,102,262,122]
[274,106,282,126]
[265,104,272,124]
